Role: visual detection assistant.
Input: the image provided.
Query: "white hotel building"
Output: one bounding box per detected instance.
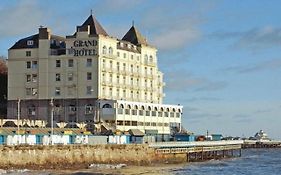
[7,14,182,135]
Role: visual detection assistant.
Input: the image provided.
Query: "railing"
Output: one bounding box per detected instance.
[149,140,244,148]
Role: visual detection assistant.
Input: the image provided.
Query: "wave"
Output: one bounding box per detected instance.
[0,169,30,174]
[89,163,127,169]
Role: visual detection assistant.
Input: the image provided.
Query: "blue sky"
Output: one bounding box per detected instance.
[1,0,281,139]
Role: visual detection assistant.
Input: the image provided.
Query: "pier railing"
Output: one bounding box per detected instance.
[149,140,244,148]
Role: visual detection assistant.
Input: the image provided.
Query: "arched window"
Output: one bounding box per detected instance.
[149,55,153,62]
[134,105,138,109]
[119,104,124,108]
[102,46,107,54]
[108,47,113,55]
[127,105,131,109]
[144,54,148,63]
[102,103,112,108]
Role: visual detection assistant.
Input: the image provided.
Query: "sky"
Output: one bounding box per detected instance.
[1,0,281,139]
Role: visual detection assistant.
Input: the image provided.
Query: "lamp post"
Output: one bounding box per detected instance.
[50,97,54,145]
[17,98,21,144]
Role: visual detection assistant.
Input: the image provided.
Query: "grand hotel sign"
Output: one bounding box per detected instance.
[68,40,98,57]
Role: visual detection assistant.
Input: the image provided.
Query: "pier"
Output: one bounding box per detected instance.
[149,140,243,162]
[243,140,281,149]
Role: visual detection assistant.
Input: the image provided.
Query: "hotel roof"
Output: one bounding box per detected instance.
[122,25,148,46]
[77,14,108,36]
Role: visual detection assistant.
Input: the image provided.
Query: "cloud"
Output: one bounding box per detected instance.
[253,109,272,114]
[139,2,213,51]
[195,81,227,92]
[0,1,44,38]
[94,0,141,14]
[184,97,222,102]
[222,59,281,74]
[211,26,281,51]
[232,114,253,123]
[165,69,227,92]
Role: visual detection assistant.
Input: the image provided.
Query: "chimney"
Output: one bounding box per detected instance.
[39,27,51,40]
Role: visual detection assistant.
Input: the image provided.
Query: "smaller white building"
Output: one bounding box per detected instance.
[97,99,182,135]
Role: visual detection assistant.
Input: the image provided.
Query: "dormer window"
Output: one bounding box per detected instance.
[27,40,34,46]
[120,43,124,47]
[133,45,137,50]
[128,44,131,49]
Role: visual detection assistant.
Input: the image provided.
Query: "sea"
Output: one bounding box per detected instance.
[1,149,281,175]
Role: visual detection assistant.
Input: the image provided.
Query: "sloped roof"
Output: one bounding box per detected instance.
[9,34,65,50]
[122,26,148,46]
[129,129,144,136]
[78,14,108,36]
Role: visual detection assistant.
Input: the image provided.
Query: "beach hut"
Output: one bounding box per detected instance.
[88,135,108,145]
[129,129,144,144]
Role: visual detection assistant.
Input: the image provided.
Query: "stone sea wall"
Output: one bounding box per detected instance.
[0,144,186,170]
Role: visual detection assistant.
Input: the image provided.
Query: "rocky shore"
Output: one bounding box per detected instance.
[0,144,186,170]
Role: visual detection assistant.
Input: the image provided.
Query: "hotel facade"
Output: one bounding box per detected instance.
[7,15,182,135]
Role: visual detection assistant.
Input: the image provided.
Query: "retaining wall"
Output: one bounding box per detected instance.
[0,144,186,170]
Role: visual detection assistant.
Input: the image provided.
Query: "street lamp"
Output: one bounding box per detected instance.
[50,97,54,145]
[17,98,21,144]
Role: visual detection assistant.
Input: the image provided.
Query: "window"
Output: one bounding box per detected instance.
[55,73,61,81]
[86,58,92,67]
[26,51,31,57]
[125,121,130,126]
[32,88,38,96]
[86,86,92,95]
[26,88,31,96]
[69,105,76,112]
[26,88,37,96]
[32,74,37,82]
[28,105,36,115]
[102,46,107,54]
[68,59,74,67]
[56,60,61,68]
[117,62,120,71]
[123,53,126,58]
[85,104,93,114]
[26,61,31,69]
[149,55,153,62]
[27,40,33,46]
[132,109,137,115]
[26,74,31,82]
[117,52,120,57]
[144,54,148,63]
[102,104,112,108]
[109,47,113,55]
[32,61,38,69]
[117,120,123,125]
[55,87,60,96]
[67,87,74,95]
[87,72,92,80]
[68,73,73,81]
[132,121,137,126]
